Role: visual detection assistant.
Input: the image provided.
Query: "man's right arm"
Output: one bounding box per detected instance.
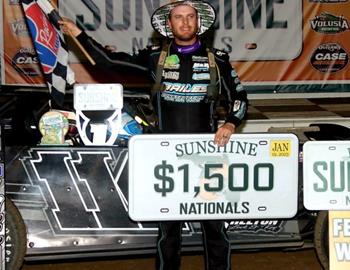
[58,19,149,72]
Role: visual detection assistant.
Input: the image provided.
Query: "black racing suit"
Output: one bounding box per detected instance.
[76,32,248,270]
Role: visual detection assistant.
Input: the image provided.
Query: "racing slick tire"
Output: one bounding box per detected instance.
[5,197,27,270]
[314,210,329,270]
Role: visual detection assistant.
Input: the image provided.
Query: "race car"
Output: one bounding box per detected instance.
[1,89,343,270]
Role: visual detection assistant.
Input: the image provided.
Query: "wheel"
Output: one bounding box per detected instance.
[314,210,329,270]
[5,197,27,270]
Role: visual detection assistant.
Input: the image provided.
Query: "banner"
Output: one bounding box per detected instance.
[1,0,350,94]
[1,0,45,86]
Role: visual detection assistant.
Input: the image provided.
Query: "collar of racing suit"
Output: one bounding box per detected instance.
[172,39,202,54]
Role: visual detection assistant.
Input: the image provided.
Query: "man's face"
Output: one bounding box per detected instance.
[168,5,199,44]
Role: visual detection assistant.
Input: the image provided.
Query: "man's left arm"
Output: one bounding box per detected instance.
[213,50,248,146]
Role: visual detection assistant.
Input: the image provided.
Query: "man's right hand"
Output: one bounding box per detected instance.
[58,18,82,37]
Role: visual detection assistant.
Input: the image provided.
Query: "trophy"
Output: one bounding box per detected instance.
[39,111,69,145]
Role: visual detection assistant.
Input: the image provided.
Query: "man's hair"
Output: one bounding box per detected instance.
[168,4,198,19]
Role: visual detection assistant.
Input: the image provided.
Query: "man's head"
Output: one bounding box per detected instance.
[151,1,216,40]
[167,4,199,45]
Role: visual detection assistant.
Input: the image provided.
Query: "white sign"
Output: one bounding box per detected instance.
[329,211,350,270]
[74,84,123,111]
[128,133,299,221]
[303,141,350,210]
[59,0,302,61]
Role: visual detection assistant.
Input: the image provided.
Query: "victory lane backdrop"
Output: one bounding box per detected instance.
[2,1,350,93]
[128,133,299,221]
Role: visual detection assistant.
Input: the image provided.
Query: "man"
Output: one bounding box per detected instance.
[59,1,247,269]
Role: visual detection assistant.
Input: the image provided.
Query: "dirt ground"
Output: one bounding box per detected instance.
[22,249,323,270]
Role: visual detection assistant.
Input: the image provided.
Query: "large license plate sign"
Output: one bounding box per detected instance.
[129,134,299,221]
[303,141,350,210]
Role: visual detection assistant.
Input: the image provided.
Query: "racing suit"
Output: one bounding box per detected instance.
[76,32,248,270]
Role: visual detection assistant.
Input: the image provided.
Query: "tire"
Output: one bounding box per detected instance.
[5,197,27,270]
[314,210,329,270]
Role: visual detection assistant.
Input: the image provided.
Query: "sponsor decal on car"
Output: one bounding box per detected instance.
[225,220,284,233]
[20,148,160,234]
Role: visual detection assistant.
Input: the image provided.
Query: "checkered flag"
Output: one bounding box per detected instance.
[21,0,75,105]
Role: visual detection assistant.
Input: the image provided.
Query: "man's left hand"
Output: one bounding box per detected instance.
[214,123,236,146]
